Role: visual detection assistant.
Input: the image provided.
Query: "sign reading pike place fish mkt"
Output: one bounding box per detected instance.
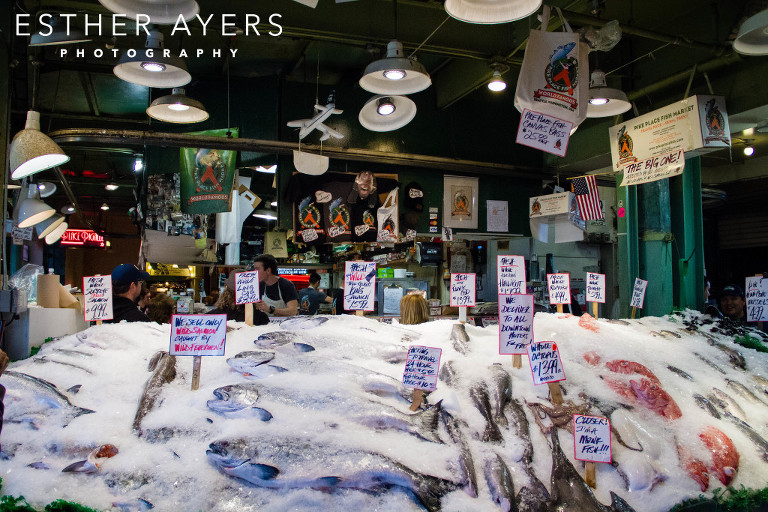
[573,414,612,464]
[498,294,534,355]
[450,273,476,307]
[343,261,376,311]
[402,345,442,391]
[746,275,768,322]
[630,278,648,309]
[235,270,259,304]
[83,275,113,322]
[169,314,227,356]
[527,341,566,385]
[547,273,571,304]
[497,255,526,295]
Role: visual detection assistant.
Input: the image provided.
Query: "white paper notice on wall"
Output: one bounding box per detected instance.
[630,278,648,308]
[516,109,573,157]
[585,272,606,303]
[450,273,476,307]
[746,275,768,322]
[83,275,113,322]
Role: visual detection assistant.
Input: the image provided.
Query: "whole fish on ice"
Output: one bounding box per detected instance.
[2,370,94,428]
[206,383,273,421]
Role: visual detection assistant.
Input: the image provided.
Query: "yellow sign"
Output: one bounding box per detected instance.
[146,263,196,277]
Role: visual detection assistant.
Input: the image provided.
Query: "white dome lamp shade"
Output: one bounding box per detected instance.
[586,70,631,118]
[359,95,417,132]
[113,30,191,88]
[45,221,69,245]
[36,213,65,239]
[98,0,199,25]
[30,18,91,46]
[147,88,209,123]
[359,41,431,95]
[734,9,768,55]
[10,111,70,179]
[17,198,55,228]
[445,0,542,24]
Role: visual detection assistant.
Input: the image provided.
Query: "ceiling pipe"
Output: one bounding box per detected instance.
[48,128,543,179]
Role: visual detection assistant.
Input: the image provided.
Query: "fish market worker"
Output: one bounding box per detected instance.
[106,264,150,323]
[252,254,299,317]
[718,284,746,323]
[298,272,333,315]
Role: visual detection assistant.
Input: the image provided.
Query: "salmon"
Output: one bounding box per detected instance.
[605,360,660,384]
[629,378,682,419]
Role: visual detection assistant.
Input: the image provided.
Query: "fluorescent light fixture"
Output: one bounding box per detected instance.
[254,165,277,174]
[743,128,755,136]
[105,183,119,191]
[270,201,278,207]
[10,111,70,179]
[376,97,396,116]
[359,95,417,132]
[744,146,755,156]
[146,88,209,123]
[37,181,57,198]
[36,213,65,238]
[253,210,278,220]
[61,204,75,214]
[445,0,542,24]
[586,70,631,118]
[113,30,191,87]
[134,159,143,172]
[98,0,199,25]
[101,203,110,211]
[45,221,68,244]
[29,18,91,46]
[359,40,431,95]
[18,198,55,228]
[734,9,768,55]
[487,70,507,91]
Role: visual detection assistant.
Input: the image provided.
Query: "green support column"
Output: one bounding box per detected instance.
[637,179,674,317]
[670,157,705,311]
[615,171,639,318]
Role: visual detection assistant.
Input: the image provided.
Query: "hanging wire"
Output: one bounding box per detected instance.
[410,15,451,59]
[606,41,673,77]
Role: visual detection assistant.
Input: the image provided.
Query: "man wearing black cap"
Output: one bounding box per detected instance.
[719,284,746,323]
[106,264,150,323]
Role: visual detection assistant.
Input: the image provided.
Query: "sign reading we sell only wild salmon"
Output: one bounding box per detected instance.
[573,414,612,464]
[83,275,113,322]
[343,261,376,311]
[169,314,227,356]
[498,294,534,355]
[235,270,260,304]
[497,255,527,295]
[450,273,477,307]
[402,345,442,391]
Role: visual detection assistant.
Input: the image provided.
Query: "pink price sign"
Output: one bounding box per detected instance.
[573,414,612,464]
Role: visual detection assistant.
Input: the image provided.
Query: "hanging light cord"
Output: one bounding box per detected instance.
[606,41,673,77]
[410,15,450,59]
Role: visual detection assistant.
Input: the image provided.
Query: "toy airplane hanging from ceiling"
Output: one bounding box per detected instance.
[287,93,344,141]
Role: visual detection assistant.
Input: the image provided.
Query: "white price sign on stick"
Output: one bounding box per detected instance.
[527,341,566,385]
[498,294,534,355]
[83,275,113,322]
[169,314,227,356]
[585,272,606,303]
[746,276,768,322]
[497,255,526,295]
[573,415,612,463]
[235,270,260,304]
[547,273,571,305]
[630,278,648,308]
[343,261,376,311]
[450,273,476,307]
[402,345,442,391]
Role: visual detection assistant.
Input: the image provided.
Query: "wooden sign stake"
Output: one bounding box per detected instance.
[458,307,467,324]
[556,304,563,314]
[245,303,254,326]
[355,310,365,317]
[191,355,202,391]
[548,382,564,405]
[631,306,637,319]
[591,302,598,319]
[585,462,597,488]
[513,354,522,368]
[410,389,423,411]
[96,320,102,326]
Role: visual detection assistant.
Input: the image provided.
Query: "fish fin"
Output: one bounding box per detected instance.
[67,384,82,394]
[75,406,96,416]
[254,408,273,422]
[250,463,280,480]
[414,401,442,443]
[609,490,638,512]
[147,351,165,372]
[312,476,343,489]
[62,460,98,473]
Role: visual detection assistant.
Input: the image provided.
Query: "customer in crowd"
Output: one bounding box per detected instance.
[106,264,150,323]
[137,283,151,316]
[252,254,299,317]
[208,272,269,324]
[147,293,176,324]
[400,293,429,325]
[719,284,746,323]
[298,272,333,315]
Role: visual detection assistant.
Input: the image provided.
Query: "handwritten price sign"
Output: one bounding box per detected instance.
[83,275,113,321]
[746,276,768,322]
[527,341,566,385]
[450,273,476,307]
[499,294,534,355]
[573,415,612,463]
[402,345,442,391]
[585,272,606,303]
[169,314,227,356]
[497,255,526,295]
[630,278,648,308]
[547,273,571,305]
[235,270,260,304]
[515,109,573,157]
[343,261,376,311]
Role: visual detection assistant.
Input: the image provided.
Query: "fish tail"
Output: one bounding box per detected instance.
[495,412,509,427]
[482,421,503,443]
[75,406,96,416]
[411,474,458,512]
[415,401,443,443]
[255,408,274,422]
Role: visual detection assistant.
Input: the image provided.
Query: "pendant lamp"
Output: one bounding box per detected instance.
[113,30,191,87]
[359,41,431,95]
[359,95,417,132]
[36,213,65,238]
[98,0,199,25]
[147,88,209,123]
[734,9,768,55]
[445,0,542,24]
[30,18,91,46]
[45,221,68,244]
[10,111,70,179]
[17,198,55,228]
[586,70,631,118]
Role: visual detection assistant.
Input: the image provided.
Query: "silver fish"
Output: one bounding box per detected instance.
[279,316,328,330]
[49,348,95,358]
[754,375,768,395]
[722,416,768,462]
[488,364,512,427]
[354,400,443,443]
[439,360,459,387]
[469,381,503,443]
[254,331,297,348]
[451,323,470,355]
[667,365,693,380]
[710,388,748,423]
[226,351,276,375]
[694,352,726,374]
[726,378,768,405]
[440,410,478,498]
[702,334,747,370]
[133,351,176,435]
[660,330,682,338]
[241,364,289,379]
[111,498,154,511]
[32,356,94,374]
[505,398,534,466]
[693,393,721,419]
[206,383,273,421]
[484,453,515,512]
[2,371,94,427]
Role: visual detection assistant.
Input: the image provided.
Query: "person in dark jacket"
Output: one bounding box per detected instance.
[105,264,150,323]
[298,272,332,315]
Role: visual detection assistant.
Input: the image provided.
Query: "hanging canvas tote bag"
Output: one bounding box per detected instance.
[377,187,399,243]
[514,6,589,129]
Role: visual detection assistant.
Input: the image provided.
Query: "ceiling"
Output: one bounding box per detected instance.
[6,0,768,228]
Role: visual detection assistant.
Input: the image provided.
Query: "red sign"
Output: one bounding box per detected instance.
[61,229,106,247]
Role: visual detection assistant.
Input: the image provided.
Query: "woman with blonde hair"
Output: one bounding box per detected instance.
[400,293,429,325]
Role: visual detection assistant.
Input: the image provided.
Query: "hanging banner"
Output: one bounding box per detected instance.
[746,276,768,322]
[180,128,239,214]
[620,150,685,186]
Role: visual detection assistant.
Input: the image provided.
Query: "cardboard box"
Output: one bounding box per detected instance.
[429,306,441,316]
[427,299,441,307]
[441,305,459,316]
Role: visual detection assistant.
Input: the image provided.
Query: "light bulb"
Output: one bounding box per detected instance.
[377,98,396,116]
[168,103,190,111]
[100,203,110,211]
[589,97,609,105]
[105,184,119,191]
[487,71,506,92]
[384,69,406,80]
[141,62,166,72]
[134,159,143,172]
[744,146,754,156]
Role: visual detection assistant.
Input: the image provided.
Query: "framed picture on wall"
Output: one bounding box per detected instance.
[443,176,478,229]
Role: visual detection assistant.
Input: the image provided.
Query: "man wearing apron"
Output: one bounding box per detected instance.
[252,254,299,317]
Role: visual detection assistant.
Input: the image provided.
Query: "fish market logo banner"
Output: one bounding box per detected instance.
[527,341,565,385]
[170,314,227,356]
[180,128,238,214]
[83,275,113,322]
[702,97,730,145]
[614,126,636,169]
[528,192,570,218]
[745,276,768,322]
[328,198,350,239]
[573,415,612,463]
[402,345,442,391]
[620,150,684,186]
[498,294,534,355]
[235,270,259,305]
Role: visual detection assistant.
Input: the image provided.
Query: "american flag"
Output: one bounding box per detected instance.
[572,175,603,221]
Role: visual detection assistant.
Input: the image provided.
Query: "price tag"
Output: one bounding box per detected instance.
[746,276,768,322]
[498,294,534,355]
[83,275,113,322]
[301,229,319,242]
[547,273,571,305]
[12,226,33,241]
[343,261,376,311]
[169,314,227,356]
[630,278,648,308]
[573,415,612,463]
[450,273,476,307]
[526,341,566,385]
[402,345,442,391]
[497,255,526,295]
[585,272,606,303]
[355,224,370,236]
[235,270,260,304]
[515,109,573,157]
